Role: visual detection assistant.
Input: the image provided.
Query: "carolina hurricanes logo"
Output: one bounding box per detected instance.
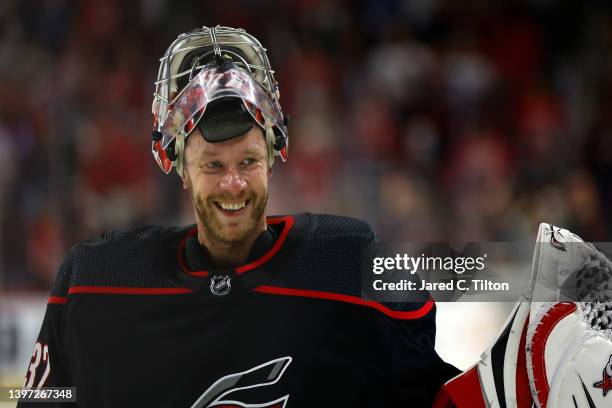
[593,354,612,397]
[190,357,292,408]
[545,224,567,252]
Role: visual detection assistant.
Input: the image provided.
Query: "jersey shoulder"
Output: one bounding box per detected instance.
[275,213,435,318]
[276,213,431,317]
[302,212,375,239]
[275,213,376,294]
[50,224,193,297]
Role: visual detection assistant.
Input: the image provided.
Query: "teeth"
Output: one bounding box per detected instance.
[218,201,246,211]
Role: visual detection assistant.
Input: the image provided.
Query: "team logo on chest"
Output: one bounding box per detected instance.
[190,356,292,408]
[210,275,231,296]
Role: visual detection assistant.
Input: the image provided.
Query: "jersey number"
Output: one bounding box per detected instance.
[23,342,51,388]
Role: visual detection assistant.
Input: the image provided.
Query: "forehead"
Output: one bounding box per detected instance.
[185,126,266,160]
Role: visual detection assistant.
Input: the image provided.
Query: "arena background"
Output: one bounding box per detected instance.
[1,0,612,397]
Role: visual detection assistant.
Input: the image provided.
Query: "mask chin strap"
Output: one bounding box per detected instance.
[174,132,186,177]
[265,125,275,169]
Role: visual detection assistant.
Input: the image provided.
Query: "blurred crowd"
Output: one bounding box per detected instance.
[1,0,612,289]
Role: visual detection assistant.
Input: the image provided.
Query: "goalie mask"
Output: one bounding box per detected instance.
[151,26,289,174]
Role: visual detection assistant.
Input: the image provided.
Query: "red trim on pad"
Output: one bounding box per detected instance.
[516,312,533,408]
[528,303,576,408]
[254,285,434,320]
[433,366,487,408]
[48,296,67,304]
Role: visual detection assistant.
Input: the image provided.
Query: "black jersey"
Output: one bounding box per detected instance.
[19,213,457,407]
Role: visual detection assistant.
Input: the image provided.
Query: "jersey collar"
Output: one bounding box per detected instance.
[177,215,295,279]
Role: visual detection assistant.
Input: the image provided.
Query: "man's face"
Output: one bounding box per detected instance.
[182,126,270,246]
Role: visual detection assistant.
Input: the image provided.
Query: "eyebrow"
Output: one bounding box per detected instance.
[199,148,219,158]
[193,146,265,163]
[243,147,266,157]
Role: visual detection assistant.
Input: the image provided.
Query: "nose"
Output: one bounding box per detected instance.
[219,166,247,196]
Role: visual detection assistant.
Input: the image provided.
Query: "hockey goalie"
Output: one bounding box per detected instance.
[434,223,612,408]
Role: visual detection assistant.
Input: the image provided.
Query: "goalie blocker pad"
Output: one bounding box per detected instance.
[434,224,612,408]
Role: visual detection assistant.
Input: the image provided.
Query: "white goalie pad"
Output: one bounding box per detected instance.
[434,223,612,408]
[527,224,612,408]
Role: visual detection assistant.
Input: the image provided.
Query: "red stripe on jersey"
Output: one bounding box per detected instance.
[236,216,294,274]
[177,227,207,277]
[254,285,434,320]
[48,296,67,304]
[68,286,193,295]
[178,215,295,277]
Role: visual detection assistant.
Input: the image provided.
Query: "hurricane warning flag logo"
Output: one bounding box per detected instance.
[545,224,567,252]
[593,354,612,397]
[190,357,292,408]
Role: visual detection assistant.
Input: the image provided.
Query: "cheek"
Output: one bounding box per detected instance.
[251,170,269,192]
[188,175,216,199]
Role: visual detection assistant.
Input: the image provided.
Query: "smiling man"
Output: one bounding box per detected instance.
[19,26,457,407]
[182,125,271,268]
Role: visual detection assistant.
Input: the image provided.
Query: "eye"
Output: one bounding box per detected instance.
[240,158,257,167]
[205,161,223,170]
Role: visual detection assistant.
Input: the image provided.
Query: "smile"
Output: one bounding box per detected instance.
[214,199,250,216]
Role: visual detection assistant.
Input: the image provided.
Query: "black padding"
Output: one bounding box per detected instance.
[197,97,254,143]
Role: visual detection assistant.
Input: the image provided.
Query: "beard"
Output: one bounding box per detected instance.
[192,188,268,247]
